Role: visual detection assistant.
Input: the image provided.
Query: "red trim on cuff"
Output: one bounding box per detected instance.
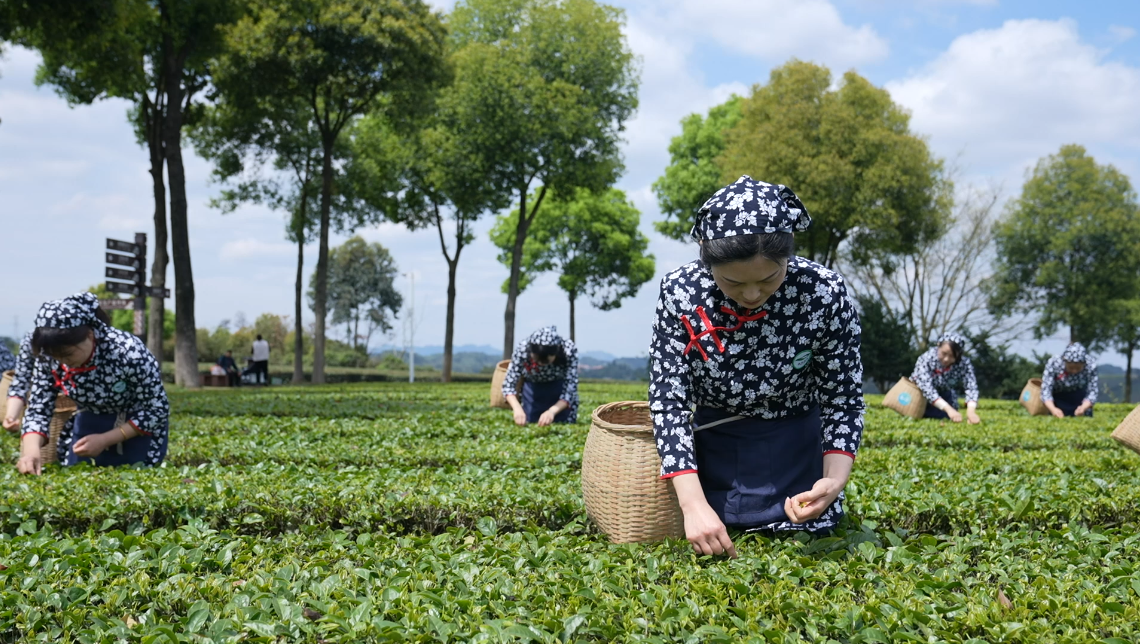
[660,468,698,480]
[823,450,855,460]
[127,419,151,436]
[7,394,24,400]
[23,431,47,438]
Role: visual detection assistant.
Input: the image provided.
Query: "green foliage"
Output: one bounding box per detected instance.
[719,60,952,267]
[963,330,1042,399]
[308,236,402,350]
[2,383,1140,641]
[652,95,743,240]
[489,188,655,311]
[376,351,409,371]
[992,145,1140,347]
[856,294,919,394]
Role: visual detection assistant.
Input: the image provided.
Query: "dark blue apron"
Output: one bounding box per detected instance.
[923,388,958,419]
[693,406,824,528]
[521,380,572,424]
[63,412,166,467]
[1052,389,1091,417]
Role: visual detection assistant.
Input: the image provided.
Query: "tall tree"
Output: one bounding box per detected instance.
[845,185,1008,348]
[447,0,639,359]
[3,0,188,362]
[309,236,402,351]
[215,0,447,384]
[718,60,951,268]
[652,96,742,241]
[991,145,1140,348]
[490,187,654,342]
[1109,299,1140,404]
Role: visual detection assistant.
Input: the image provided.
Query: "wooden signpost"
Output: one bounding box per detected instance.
[104,233,168,337]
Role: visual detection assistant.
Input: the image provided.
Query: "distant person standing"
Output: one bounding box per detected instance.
[251,335,270,386]
[1040,343,1097,418]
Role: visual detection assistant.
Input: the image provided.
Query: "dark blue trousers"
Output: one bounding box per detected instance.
[1052,389,1092,417]
[63,412,166,467]
[693,406,824,529]
[923,388,958,419]
[520,380,571,424]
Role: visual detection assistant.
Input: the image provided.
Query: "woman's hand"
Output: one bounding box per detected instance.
[1074,400,1092,417]
[73,433,110,458]
[1050,406,1065,419]
[537,410,555,426]
[512,409,527,426]
[946,408,963,423]
[3,398,25,432]
[670,472,737,558]
[16,434,44,475]
[966,409,981,424]
[785,477,844,523]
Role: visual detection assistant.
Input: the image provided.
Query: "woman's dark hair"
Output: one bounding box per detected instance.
[94,308,110,324]
[528,343,568,368]
[940,340,963,363]
[32,325,93,357]
[700,232,795,266]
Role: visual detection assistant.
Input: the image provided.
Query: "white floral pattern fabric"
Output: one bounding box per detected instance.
[648,257,865,529]
[0,342,14,373]
[690,175,811,241]
[7,333,37,401]
[502,326,579,422]
[910,335,979,406]
[22,293,169,466]
[1041,343,1098,403]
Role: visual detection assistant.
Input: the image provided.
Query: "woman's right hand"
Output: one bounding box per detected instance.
[671,473,736,557]
[946,407,963,423]
[512,409,527,426]
[1050,407,1065,419]
[16,434,43,475]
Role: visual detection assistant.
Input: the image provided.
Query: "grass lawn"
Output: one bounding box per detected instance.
[1,382,1138,642]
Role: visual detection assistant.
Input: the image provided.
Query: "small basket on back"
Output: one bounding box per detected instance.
[0,370,13,403]
[882,377,927,420]
[489,360,518,409]
[1019,378,1049,416]
[41,396,78,464]
[1111,405,1140,457]
[580,401,684,543]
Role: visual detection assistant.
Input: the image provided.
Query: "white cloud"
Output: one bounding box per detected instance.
[887,19,1140,185]
[1109,25,1136,44]
[219,239,295,261]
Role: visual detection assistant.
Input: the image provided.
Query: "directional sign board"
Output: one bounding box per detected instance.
[105,266,137,281]
[106,252,139,269]
[106,238,142,255]
[98,298,135,310]
[106,281,139,295]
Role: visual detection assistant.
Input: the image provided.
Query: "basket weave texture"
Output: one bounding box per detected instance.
[42,396,78,464]
[581,401,684,543]
[489,360,515,409]
[0,370,12,403]
[1111,405,1140,457]
[1019,378,1049,416]
[882,377,927,419]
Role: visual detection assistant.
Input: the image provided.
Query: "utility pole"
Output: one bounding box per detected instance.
[404,272,415,384]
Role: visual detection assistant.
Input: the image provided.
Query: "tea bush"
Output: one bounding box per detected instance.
[1,382,1137,642]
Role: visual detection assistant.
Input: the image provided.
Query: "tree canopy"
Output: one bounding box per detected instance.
[310,236,403,351]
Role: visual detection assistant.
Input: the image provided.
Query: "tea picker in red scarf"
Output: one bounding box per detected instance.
[649,175,866,557]
[910,332,981,424]
[16,292,169,475]
[501,326,579,427]
[1040,342,1097,418]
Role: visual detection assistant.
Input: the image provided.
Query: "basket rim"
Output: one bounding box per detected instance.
[1027,378,1042,386]
[591,400,653,433]
[494,360,510,370]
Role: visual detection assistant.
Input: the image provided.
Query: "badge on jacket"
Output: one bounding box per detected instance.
[793,350,812,370]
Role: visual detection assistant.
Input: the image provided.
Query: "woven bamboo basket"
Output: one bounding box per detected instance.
[581,401,684,543]
[41,396,78,464]
[1019,378,1049,416]
[1111,405,1140,457]
[882,377,927,419]
[0,370,12,403]
[489,360,516,409]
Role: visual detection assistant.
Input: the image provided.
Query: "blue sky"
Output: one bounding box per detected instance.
[1,0,1138,364]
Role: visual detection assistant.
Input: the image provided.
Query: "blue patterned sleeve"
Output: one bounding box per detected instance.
[814,281,865,458]
[0,343,15,373]
[649,281,696,478]
[501,341,528,398]
[8,334,35,401]
[960,357,980,403]
[20,363,58,439]
[1039,357,1061,402]
[910,349,942,403]
[1085,357,1098,404]
[124,346,170,440]
[559,341,579,403]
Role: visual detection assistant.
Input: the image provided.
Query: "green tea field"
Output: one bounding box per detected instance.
[2,382,1139,643]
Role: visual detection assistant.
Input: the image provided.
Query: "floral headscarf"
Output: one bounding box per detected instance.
[690,175,811,242]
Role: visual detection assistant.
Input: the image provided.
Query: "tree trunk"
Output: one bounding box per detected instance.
[163,37,198,388]
[145,93,168,362]
[569,290,576,343]
[292,232,305,384]
[443,256,458,383]
[1126,343,1134,404]
[503,191,528,359]
[312,139,334,384]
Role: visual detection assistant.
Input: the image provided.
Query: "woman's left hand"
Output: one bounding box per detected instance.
[785,478,844,523]
[966,409,981,424]
[73,433,110,458]
[537,410,556,426]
